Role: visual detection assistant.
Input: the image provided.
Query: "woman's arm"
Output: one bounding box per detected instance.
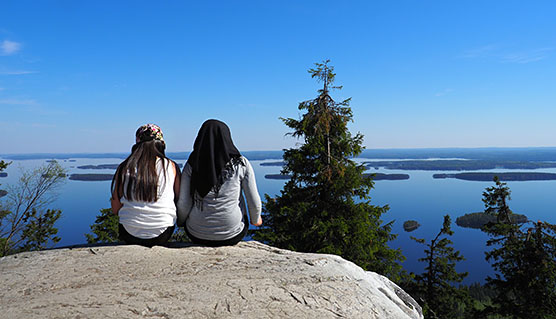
[241,159,263,226]
[172,161,181,204]
[176,164,193,227]
[110,190,123,215]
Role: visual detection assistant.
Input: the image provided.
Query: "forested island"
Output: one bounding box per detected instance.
[260,161,284,167]
[403,220,420,232]
[264,174,291,180]
[433,172,556,181]
[364,159,556,171]
[0,190,7,198]
[78,164,119,169]
[456,212,528,229]
[69,174,114,181]
[362,173,410,180]
[265,173,409,180]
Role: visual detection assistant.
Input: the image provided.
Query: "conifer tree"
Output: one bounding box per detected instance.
[483,176,513,225]
[85,208,119,244]
[253,60,404,280]
[481,177,556,318]
[407,215,471,319]
[19,208,62,251]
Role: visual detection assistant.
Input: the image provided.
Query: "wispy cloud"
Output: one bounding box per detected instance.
[460,44,499,58]
[461,45,553,64]
[501,48,553,64]
[435,88,454,97]
[0,70,38,75]
[1,40,22,55]
[0,98,37,105]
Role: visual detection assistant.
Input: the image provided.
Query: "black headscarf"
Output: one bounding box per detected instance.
[187,119,242,198]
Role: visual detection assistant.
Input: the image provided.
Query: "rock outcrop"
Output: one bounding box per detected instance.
[0,241,422,318]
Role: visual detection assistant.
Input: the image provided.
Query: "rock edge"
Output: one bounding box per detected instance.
[0,241,422,319]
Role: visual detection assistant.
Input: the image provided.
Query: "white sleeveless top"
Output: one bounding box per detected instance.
[118,158,177,239]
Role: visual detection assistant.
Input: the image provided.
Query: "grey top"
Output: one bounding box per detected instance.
[176,156,262,241]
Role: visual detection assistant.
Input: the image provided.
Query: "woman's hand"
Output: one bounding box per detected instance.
[251,216,263,227]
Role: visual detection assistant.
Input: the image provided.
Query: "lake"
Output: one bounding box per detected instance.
[1,154,555,284]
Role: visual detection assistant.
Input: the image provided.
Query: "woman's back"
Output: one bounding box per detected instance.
[119,157,177,231]
[111,123,179,246]
[176,119,262,246]
[178,156,260,241]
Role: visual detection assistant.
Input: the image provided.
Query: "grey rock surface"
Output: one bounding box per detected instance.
[0,241,422,318]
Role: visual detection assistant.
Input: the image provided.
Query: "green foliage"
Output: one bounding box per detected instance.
[0,161,66,256]
[169,228,191,243]
[483,176,513,224]
[480,177,556,318]
[85,209,191,244]
[19,208,61,252]
[85,208,119,244]
[406,215,472,318]
[0,160,8,172]
[253,60,404,281]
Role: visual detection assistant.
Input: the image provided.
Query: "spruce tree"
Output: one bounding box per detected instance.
[481,177,556,318]
[19,208,61,252]
[253,60,404,280]
[407,215,471,319]
[85,208,119,244]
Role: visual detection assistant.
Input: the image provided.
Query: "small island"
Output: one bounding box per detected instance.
[265,173,410,181]
[363,173,410,180]
[456,212,528,229]
[403,220,420,232]
[0,190,7,198]
[433,172,556,181]
[69,174,114,181]
[77,164,120,170]
[260,161,285,167]
[265,174,292,180]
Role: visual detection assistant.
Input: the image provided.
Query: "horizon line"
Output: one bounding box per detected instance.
[3,146,556,158]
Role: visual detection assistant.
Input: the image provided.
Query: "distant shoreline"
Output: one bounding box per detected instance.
[4,147,556,162]
[69,174,114,181]
[265,173,410,181]
[433,172,556,181]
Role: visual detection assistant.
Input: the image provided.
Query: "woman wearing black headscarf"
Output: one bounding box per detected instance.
[176,119,262,246]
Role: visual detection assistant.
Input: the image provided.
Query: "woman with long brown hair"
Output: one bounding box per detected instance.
[177,119,262,246]
[111,124,180,247]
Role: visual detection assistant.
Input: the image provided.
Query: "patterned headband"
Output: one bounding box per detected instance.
[136,123,164,143]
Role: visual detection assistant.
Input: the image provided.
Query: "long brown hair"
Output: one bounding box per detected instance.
[112,139,174,202]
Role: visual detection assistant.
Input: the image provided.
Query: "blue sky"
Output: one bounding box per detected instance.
[1,1,555,153]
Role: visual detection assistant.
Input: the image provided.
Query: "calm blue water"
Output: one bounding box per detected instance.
[2,157,555,284]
